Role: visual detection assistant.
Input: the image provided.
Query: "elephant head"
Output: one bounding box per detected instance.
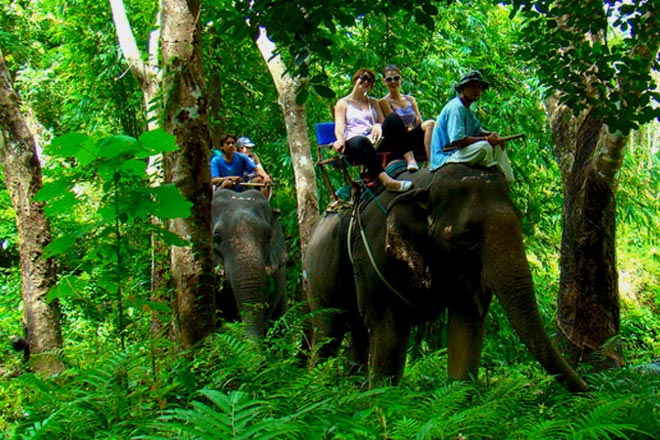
[306,163,587,391]
[212,189,287,339]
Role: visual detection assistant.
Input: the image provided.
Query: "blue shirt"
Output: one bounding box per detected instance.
[210,152,256,179]
[430,96,483,170]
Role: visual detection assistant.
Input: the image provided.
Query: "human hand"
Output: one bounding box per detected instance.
[371,123,382,139]
[486,132,504,147]
[333,139,345,153]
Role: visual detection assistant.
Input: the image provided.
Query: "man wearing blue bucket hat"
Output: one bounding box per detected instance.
[429,71,514,182]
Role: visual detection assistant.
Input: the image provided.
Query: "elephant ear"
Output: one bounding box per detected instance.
[267,215,287,274]
[385,188,431,289]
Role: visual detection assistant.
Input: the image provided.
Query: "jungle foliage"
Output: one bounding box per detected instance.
[1,0,659,438]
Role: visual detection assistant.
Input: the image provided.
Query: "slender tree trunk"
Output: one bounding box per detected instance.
[109,0,174,342]
[0,48,63,375]
[255,28,319,256]
[160,0,216,348]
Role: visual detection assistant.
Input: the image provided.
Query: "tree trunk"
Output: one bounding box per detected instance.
[545,0,660,371]
[255,28,319,257]
[548,102,623,369]
[0,48,64,375]
[160,0,216,348]
[109,0,173,342]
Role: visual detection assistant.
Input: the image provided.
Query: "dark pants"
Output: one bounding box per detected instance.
[344,113,410,178]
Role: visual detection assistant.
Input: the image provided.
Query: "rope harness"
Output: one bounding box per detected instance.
[341,157,412,307]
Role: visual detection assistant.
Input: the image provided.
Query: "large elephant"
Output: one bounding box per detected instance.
[304,164,587,391]
[212,188,287,338]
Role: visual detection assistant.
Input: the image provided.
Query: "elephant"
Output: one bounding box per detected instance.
[303,210,368,371]
[212,188,287,339]
[303,163,588,392]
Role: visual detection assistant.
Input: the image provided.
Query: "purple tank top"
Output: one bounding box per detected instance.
[389,96,417,128]
[344,99,377,140]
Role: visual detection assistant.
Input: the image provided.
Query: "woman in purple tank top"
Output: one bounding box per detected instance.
[378,64,436,165]
[332,68,414,193]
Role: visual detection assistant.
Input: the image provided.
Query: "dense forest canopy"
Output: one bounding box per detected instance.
[1,0,659,437]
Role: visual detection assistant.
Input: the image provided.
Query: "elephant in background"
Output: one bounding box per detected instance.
[212,188,287,339]
[304,164,587,392]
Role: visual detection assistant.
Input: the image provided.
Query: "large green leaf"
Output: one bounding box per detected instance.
[46,133,97,166]
[138,129,179,157]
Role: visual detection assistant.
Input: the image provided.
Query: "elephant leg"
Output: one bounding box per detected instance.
[269,268,288,322]
[368,313,411,387]
[347,316,369,375]
[309,308,349,365]
[447,306,486,382]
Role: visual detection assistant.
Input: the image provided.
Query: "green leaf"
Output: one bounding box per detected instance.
[120,159,147,178]
[97,135,140,159]
[313,84,335,99]
[33,179,71,203]
[43,234,77,258]
[46,275,88,301]
[139,184,192,220]
[46,133,97,166]
[296,88,309,105]
[155,227,189,247]
[139,129,179,157]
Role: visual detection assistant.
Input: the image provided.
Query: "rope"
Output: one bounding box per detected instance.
[347,197,412,308]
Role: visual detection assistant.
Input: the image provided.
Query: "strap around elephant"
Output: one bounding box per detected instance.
[348,208,412,307]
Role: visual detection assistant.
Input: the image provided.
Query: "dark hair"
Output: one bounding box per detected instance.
[219,134,236,145]
[382,64,401,76]
[352,68,376,83]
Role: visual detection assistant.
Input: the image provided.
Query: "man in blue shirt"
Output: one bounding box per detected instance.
[429,71,513,182]
[211,134,271,191]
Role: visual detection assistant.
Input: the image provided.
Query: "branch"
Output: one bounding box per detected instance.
[108,0,158,86]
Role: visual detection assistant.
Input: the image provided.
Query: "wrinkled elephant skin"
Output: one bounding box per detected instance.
[212,189,287,339]
[304,164,587,391]
[303,211,368,371]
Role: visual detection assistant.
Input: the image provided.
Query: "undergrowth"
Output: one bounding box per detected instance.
[3,314,660,440]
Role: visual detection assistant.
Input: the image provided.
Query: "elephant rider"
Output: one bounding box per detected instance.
[332,67,413,192]
[236,136,272,197]
[211,134,271,191]
[429,70,514,182]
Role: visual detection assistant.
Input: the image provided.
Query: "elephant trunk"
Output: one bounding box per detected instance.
[482,209,588,392]
[225,255,268,339]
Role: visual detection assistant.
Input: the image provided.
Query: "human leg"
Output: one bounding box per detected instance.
[344,136,412,192]
[383,113,418,170]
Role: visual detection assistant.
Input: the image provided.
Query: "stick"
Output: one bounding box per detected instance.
[442,133,526,152]
[499,133,525,142]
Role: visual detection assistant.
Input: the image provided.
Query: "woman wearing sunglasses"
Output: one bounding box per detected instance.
[379,64,435,165]
[333,67,414,192]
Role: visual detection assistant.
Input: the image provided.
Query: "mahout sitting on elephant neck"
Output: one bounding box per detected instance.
[304,164,588,392]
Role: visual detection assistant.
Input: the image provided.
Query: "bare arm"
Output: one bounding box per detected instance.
[255,164,271,183]
[371,97,384,139]
[409,95,423,126]
[444,133,503,151]
[378,98,392,118]
[333,99,347,152]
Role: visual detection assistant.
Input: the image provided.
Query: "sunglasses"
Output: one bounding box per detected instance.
[358,75,374,84]
[385,75,401,83]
